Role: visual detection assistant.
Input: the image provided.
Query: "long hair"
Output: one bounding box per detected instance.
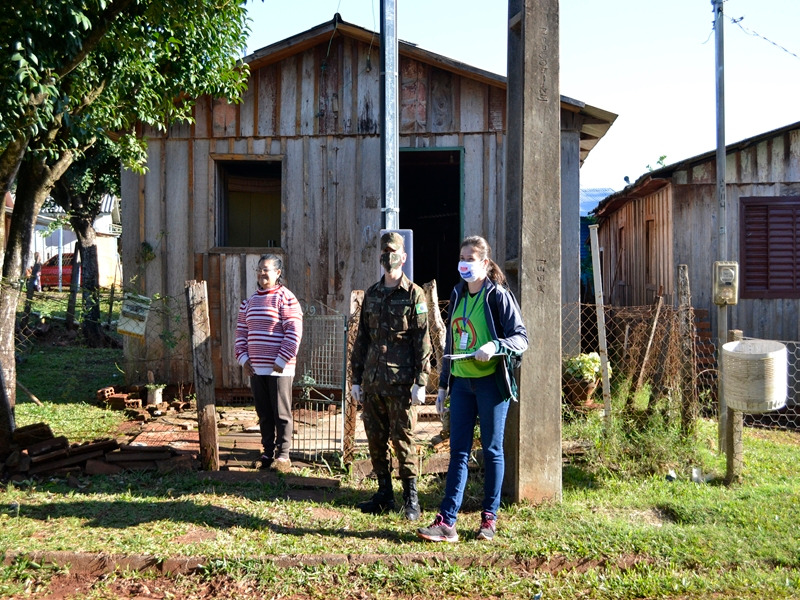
[259,253,285,285]
[461,235,507,287]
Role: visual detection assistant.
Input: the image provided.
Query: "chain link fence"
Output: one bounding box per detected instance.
[744,337,800,430]
[562,302,704,431]
[15,268,800,465]
[564,302,799,432]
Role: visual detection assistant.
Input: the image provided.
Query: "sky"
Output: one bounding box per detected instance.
[244,0,800,192]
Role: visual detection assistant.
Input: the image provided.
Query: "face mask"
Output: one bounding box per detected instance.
[381,251,403,272]
[458,260,486,283]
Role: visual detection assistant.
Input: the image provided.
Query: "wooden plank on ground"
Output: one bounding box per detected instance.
[28,450,105,474]
[70,439,119,455]
[25,436,69,457]
[105,451,173,462]
[118,444,174,453]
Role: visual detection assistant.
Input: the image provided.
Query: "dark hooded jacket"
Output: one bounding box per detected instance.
[439,278,527,401]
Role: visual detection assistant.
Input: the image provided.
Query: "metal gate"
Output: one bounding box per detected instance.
[292,313,347,462]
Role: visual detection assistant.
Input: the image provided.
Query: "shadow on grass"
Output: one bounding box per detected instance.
[562,464,600,490]
[9,474,418,543]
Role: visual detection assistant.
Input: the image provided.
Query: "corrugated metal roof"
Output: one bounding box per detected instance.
[40,194,118,216]
[592,121,800,220]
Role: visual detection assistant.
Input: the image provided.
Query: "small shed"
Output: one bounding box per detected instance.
[119,14,615,390]
[593,121,800,341]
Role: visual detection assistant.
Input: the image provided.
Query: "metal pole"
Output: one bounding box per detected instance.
[713,0,728,451]
[589,225,612,426]
[58,226,64,291]
[380,0,399,230]
[714,0,727,262]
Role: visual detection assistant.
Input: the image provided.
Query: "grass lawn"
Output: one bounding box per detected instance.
[1,420,798,598]
[2,331,800,598]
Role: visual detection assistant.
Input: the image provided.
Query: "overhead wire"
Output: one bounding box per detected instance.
[728,15,800,61]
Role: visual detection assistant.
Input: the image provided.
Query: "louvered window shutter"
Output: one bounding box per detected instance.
[740,197,800,299]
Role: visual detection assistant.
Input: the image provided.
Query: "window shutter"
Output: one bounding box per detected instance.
[740,197,800,299]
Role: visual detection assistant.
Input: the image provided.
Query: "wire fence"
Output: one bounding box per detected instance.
[13,269,800,464]
[744,338,800,430]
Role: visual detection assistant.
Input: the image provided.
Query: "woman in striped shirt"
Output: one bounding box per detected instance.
[235,254,303,473]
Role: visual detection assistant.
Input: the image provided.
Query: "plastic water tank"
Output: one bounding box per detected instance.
[721,339,788,413]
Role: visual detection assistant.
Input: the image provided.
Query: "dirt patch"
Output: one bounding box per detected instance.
[307,506,344,521]
[170,528,218,544]
[12,573,291,600]
[596,507,671,527]
[9,553,654,600]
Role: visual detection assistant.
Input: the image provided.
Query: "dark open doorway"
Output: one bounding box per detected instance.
[399,149,462,290]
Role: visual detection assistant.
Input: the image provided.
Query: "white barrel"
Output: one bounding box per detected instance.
[721,339,787,413]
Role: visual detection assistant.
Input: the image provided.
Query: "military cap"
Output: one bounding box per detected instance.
[380,231,405,251]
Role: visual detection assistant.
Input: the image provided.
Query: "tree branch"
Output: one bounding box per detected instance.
[57,0,137,79]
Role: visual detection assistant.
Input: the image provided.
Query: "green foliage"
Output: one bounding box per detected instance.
[563,351,610,380]
[0,556,66,598]
[1,0,252,175]
[646,155,668,172]
[564,378,712,478]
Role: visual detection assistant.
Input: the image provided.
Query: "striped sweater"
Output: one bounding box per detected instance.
[235,285,303,376]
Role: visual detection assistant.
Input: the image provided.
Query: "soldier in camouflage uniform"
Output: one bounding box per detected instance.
[350,231,432,521]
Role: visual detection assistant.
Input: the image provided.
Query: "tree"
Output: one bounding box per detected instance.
[51,140,120,346]
[0,0,250,453]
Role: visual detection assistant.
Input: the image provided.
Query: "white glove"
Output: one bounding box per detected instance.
[474,341,497,362]
[436,388,449,414]
[411,384,425,405]
[350,384,363,405]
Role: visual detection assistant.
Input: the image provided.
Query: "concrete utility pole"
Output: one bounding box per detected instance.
[713,0,729,451]
[380,0,399,230]
[504,0,562,502]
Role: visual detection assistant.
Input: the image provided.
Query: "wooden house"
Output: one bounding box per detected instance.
[119,14,615,389]
[593,121,800,342]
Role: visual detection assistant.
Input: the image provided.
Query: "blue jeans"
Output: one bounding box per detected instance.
[440,374,509,525]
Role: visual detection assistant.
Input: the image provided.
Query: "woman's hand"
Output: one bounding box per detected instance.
[474,341,496,362]
[243,360,255,377]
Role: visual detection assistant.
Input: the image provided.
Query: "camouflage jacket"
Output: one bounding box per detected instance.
[351,273,431,392]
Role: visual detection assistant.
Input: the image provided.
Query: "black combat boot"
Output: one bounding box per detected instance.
[401,477,421,521]
[358,474,396,514]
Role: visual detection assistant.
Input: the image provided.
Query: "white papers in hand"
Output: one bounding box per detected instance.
[443,353,476,360]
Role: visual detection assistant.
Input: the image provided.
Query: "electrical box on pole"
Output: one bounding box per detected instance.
[713,261,739,306]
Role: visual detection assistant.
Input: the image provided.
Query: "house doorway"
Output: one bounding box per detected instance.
[399,148,462,291]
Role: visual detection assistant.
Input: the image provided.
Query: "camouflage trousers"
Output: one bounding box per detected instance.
[362,390,418,479]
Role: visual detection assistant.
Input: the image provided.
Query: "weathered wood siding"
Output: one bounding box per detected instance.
[120,34,507,386]
[599,127,800,342]
[597,186,673,307]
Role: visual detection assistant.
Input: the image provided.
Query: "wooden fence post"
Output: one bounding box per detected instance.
[636,295,663,392]
[678,265,698,435]
[725,329,744,484]
[185,280,219,471]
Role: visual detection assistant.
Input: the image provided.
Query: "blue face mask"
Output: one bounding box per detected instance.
[458,260,486,283]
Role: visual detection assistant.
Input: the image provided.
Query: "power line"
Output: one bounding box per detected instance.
[729,15,800,61]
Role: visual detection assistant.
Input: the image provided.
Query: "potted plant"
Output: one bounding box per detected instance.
[144,383,166,406]
[562,352,609,407]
